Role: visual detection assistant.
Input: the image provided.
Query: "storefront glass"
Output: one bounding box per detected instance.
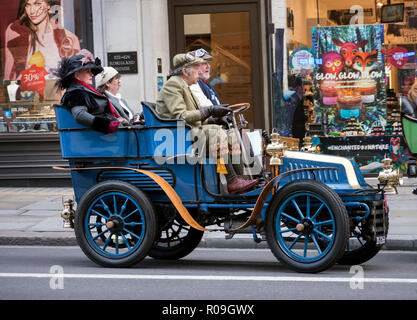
[282,0,417,173]
[0,0,89,133]
[184,12,255,127]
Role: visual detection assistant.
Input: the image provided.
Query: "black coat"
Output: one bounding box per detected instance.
[61,82,118,133]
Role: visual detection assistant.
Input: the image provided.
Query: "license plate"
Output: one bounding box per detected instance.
[376,236,386,245]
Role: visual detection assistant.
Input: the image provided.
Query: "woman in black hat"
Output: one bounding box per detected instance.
[53,49,128,134]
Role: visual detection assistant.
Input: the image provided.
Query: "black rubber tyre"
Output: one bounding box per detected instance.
[149,215,204,260]
[338,213,389,265]
[265,180,349,273]
[338,241,383,265]
[74,180,157,267]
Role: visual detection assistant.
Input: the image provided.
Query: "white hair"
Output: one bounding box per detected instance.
[184,66,193,76]
[200,72,210,81]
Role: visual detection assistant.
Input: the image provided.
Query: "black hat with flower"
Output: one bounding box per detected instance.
[53,49,103,90]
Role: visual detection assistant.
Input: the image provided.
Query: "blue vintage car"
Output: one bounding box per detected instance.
[54,102,388,273]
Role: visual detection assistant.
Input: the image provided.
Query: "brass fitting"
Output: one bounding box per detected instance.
[300,136,320,153]
[265,131,287,166]
[378,158,403,194]
[61,198,75,229]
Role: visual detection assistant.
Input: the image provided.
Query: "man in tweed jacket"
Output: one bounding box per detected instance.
[155,53,259,194]
[156,55,205,127]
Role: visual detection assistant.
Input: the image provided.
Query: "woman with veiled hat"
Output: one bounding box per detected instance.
[53,49,129,134]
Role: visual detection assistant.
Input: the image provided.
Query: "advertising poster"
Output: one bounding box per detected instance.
[1,0,80,81]
[289,47,315,76]
[315,135,409,173]
[311,25,386,134]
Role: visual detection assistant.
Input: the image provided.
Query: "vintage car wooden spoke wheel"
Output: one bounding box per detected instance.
[148,211,204,260]
[266,180,349,273]
[74,180,157,267]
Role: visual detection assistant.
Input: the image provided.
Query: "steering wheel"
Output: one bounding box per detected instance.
[228,102,250,114]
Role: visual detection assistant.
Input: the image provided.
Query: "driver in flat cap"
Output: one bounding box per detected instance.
[156,52,230,127]
[155,52,259,194]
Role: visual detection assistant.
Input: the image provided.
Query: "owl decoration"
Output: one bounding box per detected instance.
[320,51,344,105]
[321,51,344,75]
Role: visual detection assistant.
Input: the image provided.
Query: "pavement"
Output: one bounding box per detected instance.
[0,177,416,250]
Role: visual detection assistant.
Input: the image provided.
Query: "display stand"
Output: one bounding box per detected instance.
[0,100,58,133]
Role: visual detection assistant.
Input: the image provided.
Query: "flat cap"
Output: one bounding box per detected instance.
[173,53,206,70]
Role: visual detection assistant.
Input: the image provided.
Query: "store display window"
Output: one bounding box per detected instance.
[0,0,90,133]
[281,0,417,173]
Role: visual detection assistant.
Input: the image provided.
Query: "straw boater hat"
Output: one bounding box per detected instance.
[53,49,103,90]
[95,67,119,88]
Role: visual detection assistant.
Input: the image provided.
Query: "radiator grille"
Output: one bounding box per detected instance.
[283,161,340,184]
[98,169,174,191]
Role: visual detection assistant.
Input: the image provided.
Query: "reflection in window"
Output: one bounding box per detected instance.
[184,12,254,128]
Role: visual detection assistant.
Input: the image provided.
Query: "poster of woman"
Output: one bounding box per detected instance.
[2,0,80,81]
[311,25,386,135]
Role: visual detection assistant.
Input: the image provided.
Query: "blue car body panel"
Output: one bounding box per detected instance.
[54,103,382,213]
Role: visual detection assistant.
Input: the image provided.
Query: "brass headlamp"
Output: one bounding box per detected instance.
[265,131,287,166]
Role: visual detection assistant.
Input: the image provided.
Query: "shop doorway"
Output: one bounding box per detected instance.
[168,0,267,129]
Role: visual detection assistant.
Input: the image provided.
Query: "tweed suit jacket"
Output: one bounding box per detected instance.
[156,75,203,127]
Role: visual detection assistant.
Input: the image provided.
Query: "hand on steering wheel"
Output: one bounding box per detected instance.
[228,102,251,114]
[207,114,232,127]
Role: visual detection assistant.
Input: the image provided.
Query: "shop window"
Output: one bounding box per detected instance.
[281,0,417,173]
[0,0,92,133]
[184,12,254,127]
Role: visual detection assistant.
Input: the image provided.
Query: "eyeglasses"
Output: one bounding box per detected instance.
[111,77,121,83]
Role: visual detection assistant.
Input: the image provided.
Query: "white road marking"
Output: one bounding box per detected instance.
[0,273,416,284]
[0,245,80,250]
[196,248,417,254]
[1,246,416,255]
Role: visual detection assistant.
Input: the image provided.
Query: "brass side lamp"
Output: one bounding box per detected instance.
[300,136,320,153]
[377,158,403,194]
[265,131,287,166]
